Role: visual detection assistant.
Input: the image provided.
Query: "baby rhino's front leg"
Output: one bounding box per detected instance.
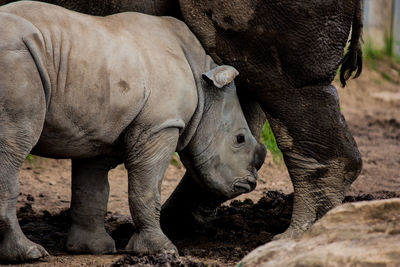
[124,127,179,255]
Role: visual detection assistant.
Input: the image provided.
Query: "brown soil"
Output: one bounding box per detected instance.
[6,60,400,266]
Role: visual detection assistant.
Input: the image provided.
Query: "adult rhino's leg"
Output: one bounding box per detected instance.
[66,158,117,254]
[0,50,48,261]
[124,127,179,254]
[161,97,265,237]
[263,84,362,239]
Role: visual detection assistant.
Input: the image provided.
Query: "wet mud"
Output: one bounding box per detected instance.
[16,190,399,266]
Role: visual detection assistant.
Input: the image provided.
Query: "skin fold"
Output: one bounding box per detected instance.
[0,0,364,243]
[0,1,265,261]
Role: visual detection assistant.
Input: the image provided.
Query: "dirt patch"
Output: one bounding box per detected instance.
[112,254,207,267]
[15,191,291,266]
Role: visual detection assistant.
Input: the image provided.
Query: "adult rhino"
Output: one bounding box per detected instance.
[0,1,266,261]
[0,0,364,240]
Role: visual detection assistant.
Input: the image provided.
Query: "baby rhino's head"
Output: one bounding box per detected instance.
[181,65,266,199]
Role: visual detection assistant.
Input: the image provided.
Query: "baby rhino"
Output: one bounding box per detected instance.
[0,1,266,262]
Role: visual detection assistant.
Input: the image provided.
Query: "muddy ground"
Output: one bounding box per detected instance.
[4,60,400,266]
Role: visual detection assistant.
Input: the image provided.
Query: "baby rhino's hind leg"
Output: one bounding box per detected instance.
[66,158,117,254]
[0,150,48,262]
[0,51,47,261]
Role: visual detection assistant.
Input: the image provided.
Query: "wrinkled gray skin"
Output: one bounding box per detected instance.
[0,0,364,247]
[0,1,266,261]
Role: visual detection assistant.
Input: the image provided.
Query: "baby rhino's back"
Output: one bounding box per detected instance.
[0,1,199,158]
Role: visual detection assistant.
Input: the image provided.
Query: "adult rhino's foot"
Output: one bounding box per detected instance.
[125,229,178,255]
[0,231,49,262]
[66,224,116,254]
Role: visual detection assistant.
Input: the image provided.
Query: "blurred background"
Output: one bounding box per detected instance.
[364,0,400,55]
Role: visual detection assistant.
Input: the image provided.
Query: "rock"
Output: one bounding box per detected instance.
[240,199,400,267]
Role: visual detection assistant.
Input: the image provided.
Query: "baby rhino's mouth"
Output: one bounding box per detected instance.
[233,168,258,193]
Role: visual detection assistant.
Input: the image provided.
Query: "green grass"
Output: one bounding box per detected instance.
[363,41,385,62]
[261,120,283,164]
[381,72,393,82]
[363,39,400,84]
[26,154,35,166]
[170,152,181,167]
[384,34,394,58]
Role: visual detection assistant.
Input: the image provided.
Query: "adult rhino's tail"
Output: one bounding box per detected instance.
[340,0,363,87]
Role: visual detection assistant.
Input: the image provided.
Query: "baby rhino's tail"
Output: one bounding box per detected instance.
[0,12,49,179]
[0,12,51,108]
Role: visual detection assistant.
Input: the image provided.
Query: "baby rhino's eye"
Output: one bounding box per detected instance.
[236,134,245,144]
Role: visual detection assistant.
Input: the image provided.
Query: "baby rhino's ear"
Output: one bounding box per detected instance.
[202,65,239,88]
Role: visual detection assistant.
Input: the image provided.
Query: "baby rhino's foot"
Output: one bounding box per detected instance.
[126,229,178,255]
[66,224,116,254]
[0,232,49,262]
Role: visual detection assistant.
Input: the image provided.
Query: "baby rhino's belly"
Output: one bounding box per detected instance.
[32,126,121,159]
[32,104,138,159]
